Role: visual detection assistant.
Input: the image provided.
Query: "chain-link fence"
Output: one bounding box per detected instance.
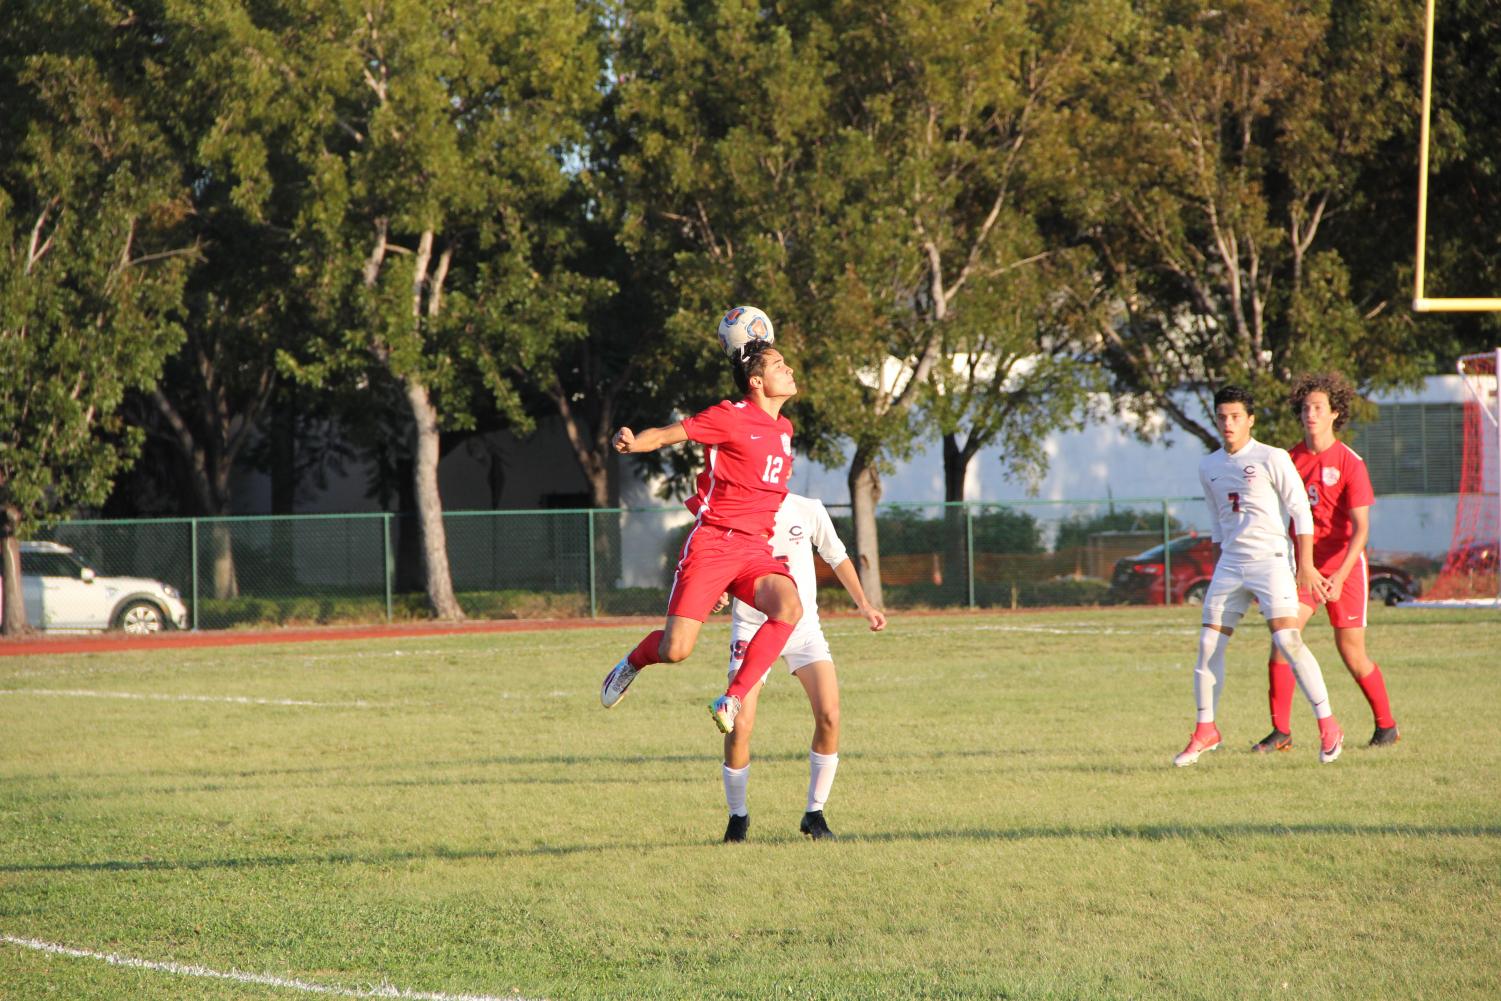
[29,499,1211,630]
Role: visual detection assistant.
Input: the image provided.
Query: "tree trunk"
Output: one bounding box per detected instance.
[0,504,29,635]
[210,520,239,600]
[406,377,464,620]
[848,446,884,610]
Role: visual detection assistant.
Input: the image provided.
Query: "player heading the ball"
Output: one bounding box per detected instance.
[600,315,802,737]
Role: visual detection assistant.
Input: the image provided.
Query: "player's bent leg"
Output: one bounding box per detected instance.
[721,577,799,706]
[1258,603,1312,750]
[601,627,664,708]
[750,571,803,626]
[658,615,704,663]
[1269,618,1343,762]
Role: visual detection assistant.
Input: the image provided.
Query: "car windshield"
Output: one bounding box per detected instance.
[1129,536,1200,561]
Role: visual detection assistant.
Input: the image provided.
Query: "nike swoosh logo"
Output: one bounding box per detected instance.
[749,435,763,440]
[1210,476,1221,482]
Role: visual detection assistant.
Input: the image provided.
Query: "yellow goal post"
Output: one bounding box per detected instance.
[1413,0,1501,312]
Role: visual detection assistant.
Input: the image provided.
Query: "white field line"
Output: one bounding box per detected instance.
[0,689,374,708]
[887,622,1200,637]
[0,934,533,1001]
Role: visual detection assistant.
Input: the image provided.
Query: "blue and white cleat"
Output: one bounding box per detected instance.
[600,656,639,708]
[709,694,742,734]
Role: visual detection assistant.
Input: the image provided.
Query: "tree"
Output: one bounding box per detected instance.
[0,2,193,633]
[202,0,604,618]
[1058,0,1422,447]
[615,0,1101,607]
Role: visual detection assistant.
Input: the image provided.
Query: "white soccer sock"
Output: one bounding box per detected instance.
[1194,628,1231,724]
[722,763,749,817]
[1271,628,1333,720]
[806,751,838,812]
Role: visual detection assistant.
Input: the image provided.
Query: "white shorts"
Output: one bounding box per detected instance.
[1201,556,1302,628]
[726,620,833,685]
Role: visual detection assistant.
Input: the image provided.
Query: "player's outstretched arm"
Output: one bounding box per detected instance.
[612,422,688,454]
[832,559,886,632]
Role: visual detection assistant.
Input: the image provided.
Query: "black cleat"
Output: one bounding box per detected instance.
[1368,724,1401,748]
[1251,729,1293,753]
[799,810,836,840]
[723,813,749,843]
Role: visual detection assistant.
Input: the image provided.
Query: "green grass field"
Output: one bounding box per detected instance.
[2,607,1499,1000]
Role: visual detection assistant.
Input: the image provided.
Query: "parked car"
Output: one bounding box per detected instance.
[17,541,189,633]
[1108,535,1419,606]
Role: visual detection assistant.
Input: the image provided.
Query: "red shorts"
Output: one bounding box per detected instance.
[1297,552,1368,628]
[666,522,793,622]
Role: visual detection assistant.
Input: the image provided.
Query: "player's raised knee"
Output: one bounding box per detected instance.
[658,635,697,663]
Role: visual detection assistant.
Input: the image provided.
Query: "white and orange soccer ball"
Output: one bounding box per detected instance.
[716,305,775,359]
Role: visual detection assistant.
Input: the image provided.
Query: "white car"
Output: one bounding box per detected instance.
[19,541,189,634]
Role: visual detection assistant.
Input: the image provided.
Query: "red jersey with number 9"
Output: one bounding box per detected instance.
[680,400,794,536]
[1288,439,1375,569]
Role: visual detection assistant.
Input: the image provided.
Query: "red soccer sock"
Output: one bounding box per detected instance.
[725,619,795,701]
[1268,657,1295,734]
[1356,665,1396,728]
[626,629,665,670]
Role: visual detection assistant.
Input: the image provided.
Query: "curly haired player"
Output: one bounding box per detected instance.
[1253,372,1400,754]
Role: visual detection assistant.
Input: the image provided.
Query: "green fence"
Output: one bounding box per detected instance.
[35,498,1210,630]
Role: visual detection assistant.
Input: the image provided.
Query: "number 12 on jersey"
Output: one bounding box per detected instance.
[761,456,784,484]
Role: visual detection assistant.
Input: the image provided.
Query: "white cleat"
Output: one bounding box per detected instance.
[600,656,639,708]
[709,694,742,734]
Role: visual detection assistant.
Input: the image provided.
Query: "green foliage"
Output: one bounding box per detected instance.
[1058,0,1424,449]
[829,506,1044,557]
[884,576,1113,609]
[1053,507,1185,553]
[0,3,193,531]
[197,588,596,628]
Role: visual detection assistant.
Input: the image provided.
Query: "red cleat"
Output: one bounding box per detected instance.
[1318,718,1344,764]
[1173,724,1223,767]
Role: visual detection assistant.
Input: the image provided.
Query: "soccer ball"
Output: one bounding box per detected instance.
[716,305,775,359]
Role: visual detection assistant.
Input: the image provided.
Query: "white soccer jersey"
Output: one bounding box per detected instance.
[1198,437,1313,561]
[731,492,848,636]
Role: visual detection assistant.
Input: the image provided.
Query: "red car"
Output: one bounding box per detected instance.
[1108,535,1419,606]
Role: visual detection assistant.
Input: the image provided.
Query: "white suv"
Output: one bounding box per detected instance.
[19,541,189,634]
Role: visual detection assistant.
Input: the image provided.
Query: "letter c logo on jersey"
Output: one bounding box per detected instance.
[1243,465,1257,478]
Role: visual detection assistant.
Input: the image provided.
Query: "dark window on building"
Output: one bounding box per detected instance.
[1346,403,1465,494]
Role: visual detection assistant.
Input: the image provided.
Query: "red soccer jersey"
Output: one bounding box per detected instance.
[680,400,794,536]
[1289,439,1375,568]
